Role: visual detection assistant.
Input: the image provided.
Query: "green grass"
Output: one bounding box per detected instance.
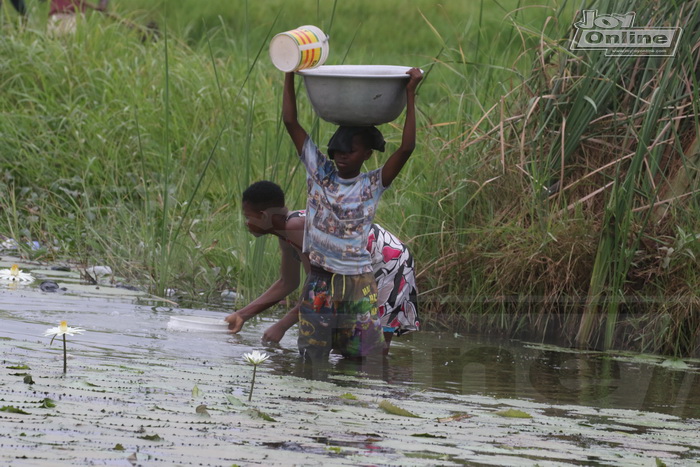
[1,0,698,356]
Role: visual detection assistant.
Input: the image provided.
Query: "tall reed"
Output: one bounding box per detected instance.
[449,0,700,355]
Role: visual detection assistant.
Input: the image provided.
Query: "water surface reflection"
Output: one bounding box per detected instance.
[1,260,698,419]
[358,332,700,418]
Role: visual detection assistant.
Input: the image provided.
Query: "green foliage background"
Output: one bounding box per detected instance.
[1,0,698,356]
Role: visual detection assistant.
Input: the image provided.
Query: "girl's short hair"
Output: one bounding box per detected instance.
[242,181,285,210]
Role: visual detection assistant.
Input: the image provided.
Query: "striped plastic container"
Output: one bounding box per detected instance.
[269,25,330,72]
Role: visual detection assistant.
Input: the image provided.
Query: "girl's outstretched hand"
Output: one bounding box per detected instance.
[405,67,423,93]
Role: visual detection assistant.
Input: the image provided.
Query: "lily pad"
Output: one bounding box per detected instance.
[495,408,532,418]
[195,404,210,417]
[225,394,245,406]
[245,408,277,422]
[437,413,471,423]
[0,406,29,414]
[81,381,101,388]
[38,398,56,408]
[378,400,421,418]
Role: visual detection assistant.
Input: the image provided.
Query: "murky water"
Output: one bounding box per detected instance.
[383,333,700,419]
[2,256,700,465]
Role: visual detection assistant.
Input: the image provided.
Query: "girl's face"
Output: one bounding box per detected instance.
[242,201,269,237]
[333,135,372,179]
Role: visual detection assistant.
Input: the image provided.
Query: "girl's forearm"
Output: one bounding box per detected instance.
[282,72,298,125]
[399,90,417,153]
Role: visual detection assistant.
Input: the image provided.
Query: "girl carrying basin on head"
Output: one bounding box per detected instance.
[281,67,422,362]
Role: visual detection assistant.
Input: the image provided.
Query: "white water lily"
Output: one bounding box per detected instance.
[243,351,269,401]
[44,320,86,339]
[0,264,35,283]
[45,320,85,373]
[243,350,269,365]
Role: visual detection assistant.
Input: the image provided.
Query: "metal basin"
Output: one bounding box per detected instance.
[297,65,415,126]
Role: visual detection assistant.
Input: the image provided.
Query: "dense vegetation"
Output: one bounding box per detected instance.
[1,0,697,356]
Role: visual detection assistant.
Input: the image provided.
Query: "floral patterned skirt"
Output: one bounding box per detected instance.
[369,224,420,336]
[298,268,385,359]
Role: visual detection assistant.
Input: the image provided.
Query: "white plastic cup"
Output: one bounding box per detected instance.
[269,25,330,72]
